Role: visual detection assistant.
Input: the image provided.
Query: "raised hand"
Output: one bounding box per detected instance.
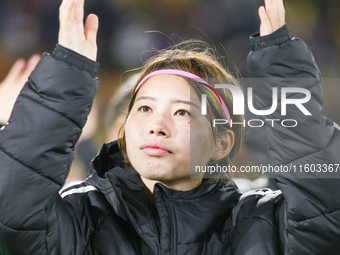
[0,55,40,125]
[258,0,285,37]
[58,0,99,61]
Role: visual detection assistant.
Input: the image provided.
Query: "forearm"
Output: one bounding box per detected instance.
[0,45,99,253]
[247,25,334,164]
[247,26,340,254]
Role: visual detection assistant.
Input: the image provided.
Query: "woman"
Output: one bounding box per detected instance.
[0,0,339,254]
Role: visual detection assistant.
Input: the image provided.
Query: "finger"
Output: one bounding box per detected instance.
[85,14,99,47]
[60,0,75,21]
[74,0,85,21]
[26,54,40,69]
[59,0,75,43]
[2,59,26,86]
[277,0,286,28]
[264,0,279,31]
[259,6,273,36]
[22,54,40,79]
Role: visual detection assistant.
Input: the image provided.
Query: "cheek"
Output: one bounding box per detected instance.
[191,120,214,146]
[189,121,215,163]
[126,113,146,138]
[125,117,141,157]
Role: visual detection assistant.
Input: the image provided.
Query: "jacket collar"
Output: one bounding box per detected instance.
[89,140,241,200]
[88,141,242,253]
[90,140,125,177]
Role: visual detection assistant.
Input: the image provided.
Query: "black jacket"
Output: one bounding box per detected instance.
[0,25,340,255]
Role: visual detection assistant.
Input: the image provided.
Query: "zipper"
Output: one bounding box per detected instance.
[106,175,156,254]
[162,192,176,255]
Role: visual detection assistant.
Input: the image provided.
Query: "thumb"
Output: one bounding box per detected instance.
[258,6,273,37]
[85,14,99,47]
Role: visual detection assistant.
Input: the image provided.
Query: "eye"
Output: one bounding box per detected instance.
[175,109,190,117]
[138,106,152,113]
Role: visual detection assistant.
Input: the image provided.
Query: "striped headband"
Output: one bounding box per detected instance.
[134,69,231,125]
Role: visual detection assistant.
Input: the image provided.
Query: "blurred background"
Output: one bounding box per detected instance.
[0,0,339,189]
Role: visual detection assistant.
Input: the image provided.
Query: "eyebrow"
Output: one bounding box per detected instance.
[135,96,200,110]
[135,96,157,103]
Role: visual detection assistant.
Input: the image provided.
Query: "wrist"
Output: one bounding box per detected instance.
[250,24,291,51]
[52,44,100,77]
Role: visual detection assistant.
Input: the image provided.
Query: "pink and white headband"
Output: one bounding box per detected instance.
[134,69,231,125]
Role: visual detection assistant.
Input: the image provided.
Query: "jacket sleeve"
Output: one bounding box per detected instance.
[0,45,99,254]
[247,25,340,255]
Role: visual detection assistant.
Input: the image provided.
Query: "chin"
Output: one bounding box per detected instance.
[141,169,176,182]
[137,165,180,182]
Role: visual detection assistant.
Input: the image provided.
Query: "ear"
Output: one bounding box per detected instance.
[211,130,235,161]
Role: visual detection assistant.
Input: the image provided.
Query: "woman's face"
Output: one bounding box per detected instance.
[125,74,217,190]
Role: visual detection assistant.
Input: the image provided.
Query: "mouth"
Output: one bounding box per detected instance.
[141,142,173,156]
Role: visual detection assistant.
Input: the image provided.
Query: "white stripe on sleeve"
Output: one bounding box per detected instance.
[59,181,84,194]
[60,185,98,198]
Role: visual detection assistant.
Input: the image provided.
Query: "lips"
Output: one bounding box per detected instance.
[141,142,172,156]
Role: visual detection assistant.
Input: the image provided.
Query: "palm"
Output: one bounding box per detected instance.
[58,0,98,61]
[258,0,286,36]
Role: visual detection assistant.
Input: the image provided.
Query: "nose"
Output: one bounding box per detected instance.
[149,113,171,137]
